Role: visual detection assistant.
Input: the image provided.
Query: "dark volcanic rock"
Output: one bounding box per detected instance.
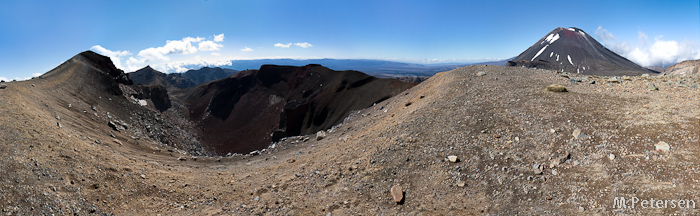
[394,76,430,83]
[508,27,656,76]
[131,85,173,112]
[182,67,238,85]
[128,66,196,90]
[174,64,416,154]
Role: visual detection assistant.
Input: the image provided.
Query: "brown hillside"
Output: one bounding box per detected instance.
[1,52,700,215]
[664,59,700,75]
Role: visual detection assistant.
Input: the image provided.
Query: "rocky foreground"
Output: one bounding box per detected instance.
[1,63,699,215]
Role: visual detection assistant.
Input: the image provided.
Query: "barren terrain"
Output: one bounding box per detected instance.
[1,57,700,215]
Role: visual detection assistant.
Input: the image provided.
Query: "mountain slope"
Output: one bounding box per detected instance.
[2,51,700,215]
[127,66,195,90]
[508,27,654,76]
[664,59,700,75]
[182,67,238,85]
[128,66,237,90]
[173,64,416,154]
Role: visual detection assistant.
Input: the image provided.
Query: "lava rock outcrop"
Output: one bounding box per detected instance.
[174,64,416,154]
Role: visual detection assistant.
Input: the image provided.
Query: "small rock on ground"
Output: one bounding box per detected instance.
[647,83,659,91]
[447,155,458,163]
[316,131,326,141]
[572,129,581,139]
[655,141,671,152]
[390,185,404,203]
[546,84,567,92]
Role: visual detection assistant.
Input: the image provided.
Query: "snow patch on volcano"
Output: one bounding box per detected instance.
[532,45,549,61]
[544,33,560,44]
[567,55,574,66]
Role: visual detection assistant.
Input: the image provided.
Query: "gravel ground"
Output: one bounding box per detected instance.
[0,64,699,215]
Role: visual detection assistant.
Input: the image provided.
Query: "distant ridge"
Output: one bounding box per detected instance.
[128,66,237,90]
[508,27,655,76]
[210,59,508,78]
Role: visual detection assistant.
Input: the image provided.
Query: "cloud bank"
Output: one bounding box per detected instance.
[274,43,292,48]
[213,34,225,42]
[91,36,318,73]
[595,26,700,67]
[199,40,223,51]
[91,34,227,73]
[294,42,313,48]
[275,42,313,48]
[89,45,131,69]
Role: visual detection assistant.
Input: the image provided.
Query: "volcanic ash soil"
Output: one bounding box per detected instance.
[1,65,700,215]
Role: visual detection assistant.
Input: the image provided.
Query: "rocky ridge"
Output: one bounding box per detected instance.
[664,59,700,75]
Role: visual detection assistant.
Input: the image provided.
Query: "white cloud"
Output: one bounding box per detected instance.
[136,47,170,62]
[90,45,131,57]
[124,56,147,72]
[638,31,648,46]
[105,35,228,72]
[294,42,313,48]
[199,40,223,51]
[274,42,313,48]
[131,36,204,65]
[214,33,225,42]
[149,56,233,73]
[594,27,631,54]
[211,52,221,56]
[90,45,131,69]
[274,43,292,48]
[0,77,7,82]
[240,47,254,52]
[595,26,700,67]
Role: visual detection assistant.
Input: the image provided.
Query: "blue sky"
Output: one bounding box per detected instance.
[0,0,698,79]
